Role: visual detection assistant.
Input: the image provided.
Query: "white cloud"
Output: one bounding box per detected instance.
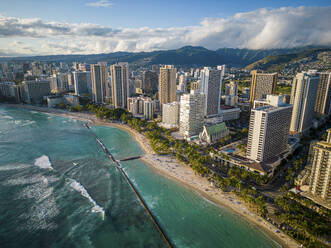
[86,0,113,8]
[0,6,330,55]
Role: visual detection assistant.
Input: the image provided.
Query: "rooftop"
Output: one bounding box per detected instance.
[220,105,235,110]
[205,122,227,136]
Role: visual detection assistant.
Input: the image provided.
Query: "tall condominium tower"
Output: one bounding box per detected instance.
[229,81,238,96]
[73,71,91,96]
[91,64,108,104]
[249,70,277,105]
[67,72,74,91]
[162,101,180,128]
[159,65,176,106]
[98,62,110,102]
[141,70,158,95]
[200,67,222,117]
[247,95,293,162]
[314,72,331,116]
[179,91,205,137]
[217,64,226,77]
[290,72,319,134]
[50,73,69,93]
[308,129,331,205]
[110,62,129,108]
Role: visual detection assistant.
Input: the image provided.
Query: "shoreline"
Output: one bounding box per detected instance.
[1,104,299,248]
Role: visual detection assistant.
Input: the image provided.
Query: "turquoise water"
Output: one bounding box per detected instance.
[0,106,278,248]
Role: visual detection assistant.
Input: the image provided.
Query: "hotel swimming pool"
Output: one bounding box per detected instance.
[224,148,236,153]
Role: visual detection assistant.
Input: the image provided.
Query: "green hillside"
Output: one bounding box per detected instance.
[245,48,331,72]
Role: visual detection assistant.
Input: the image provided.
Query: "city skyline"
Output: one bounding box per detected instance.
[0,1,330,247]
[0,1,330,56]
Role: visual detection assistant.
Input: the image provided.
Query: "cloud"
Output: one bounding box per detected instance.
[86,0,113,8]
[0,6,330,55]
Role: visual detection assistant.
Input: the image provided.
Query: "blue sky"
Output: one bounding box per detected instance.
[0,0,330,55]
[0,0,330,28]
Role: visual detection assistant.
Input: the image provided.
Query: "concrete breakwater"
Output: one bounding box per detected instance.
[85,123,173,248]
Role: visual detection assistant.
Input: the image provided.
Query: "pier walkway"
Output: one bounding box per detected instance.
[119,156,141,161]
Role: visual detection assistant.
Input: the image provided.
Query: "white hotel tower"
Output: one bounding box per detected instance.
[247,95,293,162]
[179,91,205,137]
[290,71,319,134]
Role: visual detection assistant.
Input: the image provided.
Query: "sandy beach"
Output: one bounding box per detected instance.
[2,104,300,248]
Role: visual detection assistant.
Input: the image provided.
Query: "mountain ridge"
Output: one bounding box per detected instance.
[1,46,330,68]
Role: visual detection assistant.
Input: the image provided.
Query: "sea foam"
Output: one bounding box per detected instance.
[21,120,36,127]
[0,164,30,171]
[70,179,105,220]
[19,176,59,231]
[34,155,53,170]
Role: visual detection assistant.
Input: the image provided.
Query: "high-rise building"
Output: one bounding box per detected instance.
[242,87,250,99]
[222,95,238,107]
[179,91,205,137]
[247,95,292,162]
[91,64,108,104]
[314,72,331,116]
[229,81,238,96]
[144,100,154,120]
[290,72,319,134]
[67,72,74,91]
[217,64,226,77]
[162,101,180,128]
[151,64,160,74]
[249,70,277,105]
[98,62,110,102]
[177,73,188,92]
[50,73,69,93]
[308,129,331,205]
[190,81,200,91]
[159,65,177,106]
[0,82,21,102]
[110,62,129,108]
[200,67,222,117]
[73,71,92,96]
[141,70,158,95]
[21,80,51,104]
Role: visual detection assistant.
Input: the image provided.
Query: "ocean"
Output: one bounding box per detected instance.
[0,106,278,248]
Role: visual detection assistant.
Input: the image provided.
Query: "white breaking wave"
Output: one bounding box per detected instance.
[70,179,105,220]
[34,155,53,170]
[14,120,22,125]
[21,120,36,127]
[5,173,45,186]
[5,173,59,186]
[2,115,13,120]
[0,163,30,171]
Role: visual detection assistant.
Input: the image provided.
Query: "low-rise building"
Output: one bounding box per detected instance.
[127,96,154,120]
[47,95,63,108]
[220,105,241,121]
[46,94,80,108]
[199,122,229,144]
